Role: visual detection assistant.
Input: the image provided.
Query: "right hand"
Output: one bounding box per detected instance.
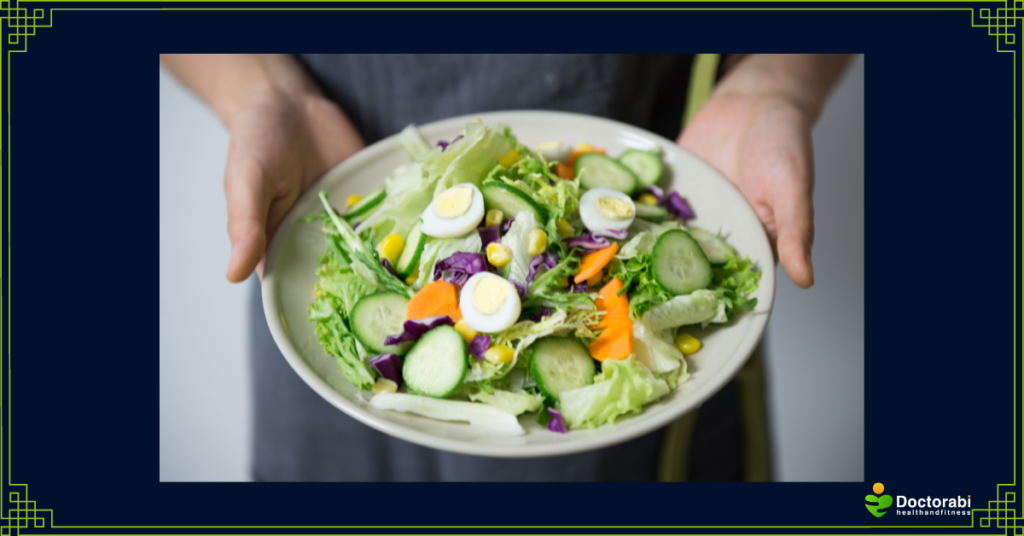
[223,89,364,282]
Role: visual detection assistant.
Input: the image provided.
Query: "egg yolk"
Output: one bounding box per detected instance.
[434,186,473,219]
[472,276,508,315]
[595,197,635,220]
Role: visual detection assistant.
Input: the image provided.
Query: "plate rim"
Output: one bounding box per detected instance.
[262,110,776,458]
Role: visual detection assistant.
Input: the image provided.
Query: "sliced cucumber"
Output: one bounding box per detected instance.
[402,326,467,398]
[633,202,669,223]
[618,149,663,189]
[480,181,545,223]
[651,230,712,295]
[529,337,596,402]
[344,188,386,223]
[395,219,426,278]
[350,292,412,355]
[576,153,639,195]
[686,228,737,266]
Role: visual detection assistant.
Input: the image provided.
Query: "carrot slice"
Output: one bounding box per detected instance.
[574,243,619,284]
[595,278,630,329]
[588,322,633,362]
[555,163,575,180]
[406,280,463,323]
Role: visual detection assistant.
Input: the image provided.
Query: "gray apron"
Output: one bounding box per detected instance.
[250,54,760,481]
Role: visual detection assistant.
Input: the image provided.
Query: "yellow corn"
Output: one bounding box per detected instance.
[587,269,603,287]
[372,378,398,394]
[346,194,363,207]
[555,218,575,239]
[315,288,322,297]
[454,319,479,344]
[577,142,594,151]
[485,209,504,228]
[527,229,549,255]
[498,150,520,168]
[404,266,419,285]
[484,344,515,365]
[557,276,570,288]
[376,234,405,265]
[675,333,702,355]
[487,243,512,268]
[637,193,658,206]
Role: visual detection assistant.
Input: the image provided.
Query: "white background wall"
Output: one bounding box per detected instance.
[159,55,864,482]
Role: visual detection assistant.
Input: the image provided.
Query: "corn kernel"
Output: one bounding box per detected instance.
[527,229,549,256]
[454,319,479,344]
[557,276,570,287]
[372,378,398,394]
[555,218,575,239]
[405,266,420,285]
[498,150,520,168]
[485,209,504,228]
[637,193,659,206]
[315,288,322,297]
[376,233,405,265]
[587,269,603,287]
[487,243,512,268]
[675,333,702,355]
[577,142,593,151]
[484,344,514,365]
[346,194,363,207]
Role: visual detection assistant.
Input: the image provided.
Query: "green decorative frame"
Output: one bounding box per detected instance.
[0,1,1020,534]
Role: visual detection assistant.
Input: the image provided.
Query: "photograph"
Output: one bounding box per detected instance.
[159,53,865,482]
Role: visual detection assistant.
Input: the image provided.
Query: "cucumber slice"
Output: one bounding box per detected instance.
[350,292,412,355]
[618,149,663,189]
[395,219,426,278]
[402,326,468,398]
[480,181,546,223]
[633,202,669,223]
[576,153,639,195]
[651,230,713,295]
[529,337,596,402]
[343,188,386,223]
[686,228,737,266]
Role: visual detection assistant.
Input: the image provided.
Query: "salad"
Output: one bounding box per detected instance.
[303,121,761,436]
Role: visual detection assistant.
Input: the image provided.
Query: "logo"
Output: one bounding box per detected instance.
[866,482,893,518]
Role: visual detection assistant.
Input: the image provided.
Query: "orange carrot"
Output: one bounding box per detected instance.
[588,322,632,362]
[595,278,630,330]
[407,280,463,323]
[555,163,575,180]
[574,243,619,284]
[586,268,604,287]
[568,147,607,167]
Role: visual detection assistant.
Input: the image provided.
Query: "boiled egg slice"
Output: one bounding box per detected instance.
[535,141,571,163]
[460,272,522,334]
[580,187,636,232]
[420,183,485,238]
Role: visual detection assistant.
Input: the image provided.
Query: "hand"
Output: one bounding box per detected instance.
[679,93,815,288]
[223,90,364,282]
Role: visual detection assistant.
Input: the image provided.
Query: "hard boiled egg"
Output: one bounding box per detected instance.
[534,141,571,163]
[420,183,485,238]
[580,187,636,232]
[459,272,522,334]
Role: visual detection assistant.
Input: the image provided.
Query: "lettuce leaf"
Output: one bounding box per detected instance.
[500,210,543,285]
[398,124,432,160]
[370,393,524,436]
[632,321,689,389]
[356,163,434,243]
[410,232,483,290]
[307,293,376,390]
[559,356,670,429]
[468,389,544,415]
[315,260,377,313]
[524,253,595,311]
[429,123,518,197]
[710,254,762,320]
[641,289,724,331]
[609,252,672,318]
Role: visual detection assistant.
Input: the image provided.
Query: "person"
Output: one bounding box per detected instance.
[162,53,851,481]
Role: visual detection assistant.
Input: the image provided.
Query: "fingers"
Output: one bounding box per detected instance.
[772,162,815,288]
[224,155,270,283]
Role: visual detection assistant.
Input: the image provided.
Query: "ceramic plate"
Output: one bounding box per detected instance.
[262,110,775,458]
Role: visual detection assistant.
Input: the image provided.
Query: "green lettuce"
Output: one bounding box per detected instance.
[500,210,543,285]
[356,163,434,243]
[632,321,689,389]
[468,389,544,415]
[641,289,724,331]
[307,293,376,390]
[428,123,518,196]
[524,253,595,311]
[315,259,377,313]
[711,254,762,319]
[609,253,671,318]
[398,124,432,160]
[410,232,483,290]
[559,356,670,429]
[370,392,524,436]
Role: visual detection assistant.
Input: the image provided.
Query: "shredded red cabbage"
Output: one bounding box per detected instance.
[433,252,487,287]
[646,185,665,204]
[468,335,490,360]
[479,225,502,249]
[501,217,515,233]
[665,191,695,220]
[369,353,403,386]
[526,251,558,284]
[512,280,527,299]
[571,281,588,294]
[530,308,552,322]
[547,407,567,433]
[590,228,628,240]
[383,315,455,346]
[381,257,397,276]
[436,134,463,152]
[565,233,612,251]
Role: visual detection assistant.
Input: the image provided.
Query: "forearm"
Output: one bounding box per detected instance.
[160,54,322,128]
[716,54,852,122]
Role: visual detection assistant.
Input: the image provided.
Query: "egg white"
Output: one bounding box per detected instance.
[580,187,636,232]
[535,142,571,163]
[420,183,485,238]
[459,272,522,334]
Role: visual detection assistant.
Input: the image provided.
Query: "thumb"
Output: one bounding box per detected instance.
[773,175,815,288]
[224,156,270,283]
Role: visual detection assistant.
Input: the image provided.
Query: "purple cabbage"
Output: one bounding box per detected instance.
[468,335,491,360]
[501,217,515,234]
[547,408,567,434]
[526,251,558,284]
[436,134,463,152]
[565,233,612,251]
[665,191,695,220]
[433,252,487,287]
[383,315,455,346]
[512,280,527,299]
[590,228,628,240]
[530,308,552,323]
[479,225,502,249]
[571,281,588,294]
[381,258,397,276]
[646,185,665,204]
[369,353,403,386]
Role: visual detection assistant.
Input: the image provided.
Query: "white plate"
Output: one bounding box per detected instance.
[262,110,775,458]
